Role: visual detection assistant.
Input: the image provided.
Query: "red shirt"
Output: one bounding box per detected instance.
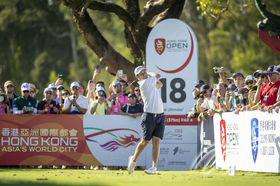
[260,80,280,106]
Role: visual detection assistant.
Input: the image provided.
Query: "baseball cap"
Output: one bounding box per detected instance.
[232,72,245,79]
[134,65,145,76]
[95,86,105,93]
[112,80,121,87]
[48,83,57,89]
[253,70,265,78]
[200,84,210,92]
[57,85,65,90]
[70,82,80,90]
[4,80,14,87]
[21,83,30,92]
[194,80,205,88]
[265,65,279,74]
[245,75,256,82]
[44,88,53,93]
[128,93,137,98]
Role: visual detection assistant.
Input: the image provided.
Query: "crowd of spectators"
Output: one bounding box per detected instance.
[187,65,280,121]
[0,67,144,117]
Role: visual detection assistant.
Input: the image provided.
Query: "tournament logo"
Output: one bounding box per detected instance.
[251,118,259,163]
[154,38,166,55]
[84,128,140,152]
[220,119,226,161]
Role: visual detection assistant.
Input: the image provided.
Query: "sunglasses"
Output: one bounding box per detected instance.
[45,92,52,95]
[23,90,30,93]
[62,93,69,96]
[134,89,140,92]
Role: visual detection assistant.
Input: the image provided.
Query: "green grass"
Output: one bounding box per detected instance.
[0,168,279,186]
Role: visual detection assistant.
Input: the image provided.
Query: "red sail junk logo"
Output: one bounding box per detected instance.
[154,38,166,55]
[220,119,227,161]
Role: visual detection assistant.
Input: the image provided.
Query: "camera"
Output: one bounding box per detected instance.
[58,74,63,78]
[213,67,223,74]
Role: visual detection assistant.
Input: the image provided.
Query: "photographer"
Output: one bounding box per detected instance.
[63,82,88,114]
[12,83,38,114]
[186,80,205,119]
[197,84,215,121]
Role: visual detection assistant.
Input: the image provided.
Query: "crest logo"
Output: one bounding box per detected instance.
[154,38,166,55]
[220,119,226,161]
[251,118,259,163]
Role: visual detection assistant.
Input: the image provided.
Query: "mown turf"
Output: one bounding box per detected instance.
[0,168,279,186]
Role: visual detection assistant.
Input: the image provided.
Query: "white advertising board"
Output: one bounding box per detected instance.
[146,18,198,117]
[214,111,280,173]
[83,115,198,170]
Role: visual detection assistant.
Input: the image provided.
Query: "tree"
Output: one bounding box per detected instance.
[61,0,186,80]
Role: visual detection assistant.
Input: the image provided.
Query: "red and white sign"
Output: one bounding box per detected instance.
[146,19,198,120]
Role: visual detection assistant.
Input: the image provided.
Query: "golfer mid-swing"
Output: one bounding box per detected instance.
[127,65,165,174]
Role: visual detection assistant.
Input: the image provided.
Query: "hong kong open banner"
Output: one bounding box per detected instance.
[214,111,280,173]
[0,114,101,166]
[146,19,198,118]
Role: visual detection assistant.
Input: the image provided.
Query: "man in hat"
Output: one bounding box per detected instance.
[12,83,38,114]
[127,65,164,175]
[3,80,18,113]
[89,86,109,115]
[63,82,88,114]
[120,93,143,118]
[255,65,280,110]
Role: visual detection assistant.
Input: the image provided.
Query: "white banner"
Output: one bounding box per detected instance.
[214,111,280,173]
[146,19,198,116]
[83,115,198,170]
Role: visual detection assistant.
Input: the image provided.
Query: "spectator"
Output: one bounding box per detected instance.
[79,83,85,96]
[254,65,280,110]
[133,86,143,105]
[57,85,65,105]
[13,83,38,114]
[0,90,9,114]
[3,80,18,113]
[63,82,88,114]
[197,84,215,121]
[108,80,128,115]
[38,88,60,114]
[214,82,228,112]
[48,83,60,104]
[29,83,39,98]
[60,89,70,112]
[89,87,109,115]
[120,93,143,118]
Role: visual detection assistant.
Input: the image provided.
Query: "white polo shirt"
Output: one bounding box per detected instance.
[138,76,164,114]
[64,95,88,113]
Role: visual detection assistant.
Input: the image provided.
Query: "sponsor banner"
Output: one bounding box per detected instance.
[83,115,145,166]
[146,19,198,116]
[0,114,100,166]
[0,115,199,170]
[214,111,280,173]
[145,143,197,170]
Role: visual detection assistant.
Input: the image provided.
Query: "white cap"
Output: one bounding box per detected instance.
[44,88,53,93]
[112,80,121,86]
[48,83,57,89]
[95,86,105,93]
[245,75,256,82]
[134,65,145,76]
[70,81,80,90]
[21,83,30,91]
